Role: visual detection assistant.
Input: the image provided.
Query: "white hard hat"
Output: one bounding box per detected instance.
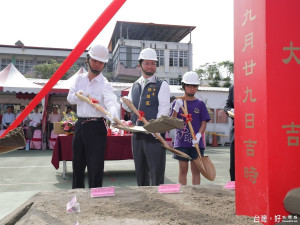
[182,71,200,85]
[88,45,109,63]
[138,48,158,61]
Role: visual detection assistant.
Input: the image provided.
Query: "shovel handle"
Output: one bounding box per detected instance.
[75,92,126,128]
[180,100,203,161]
[121,97,191,160]
[121,97,149,123]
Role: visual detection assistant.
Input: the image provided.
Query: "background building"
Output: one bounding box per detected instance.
[0,41,87,77]
[108,21,196,83]
[0,21,195,84]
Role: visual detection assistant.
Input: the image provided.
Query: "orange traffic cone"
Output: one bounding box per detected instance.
[211,133,218,147]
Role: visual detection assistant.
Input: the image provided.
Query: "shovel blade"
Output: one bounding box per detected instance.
[193,156,216,181]
[0,146,24,154]
[0,127,26,154]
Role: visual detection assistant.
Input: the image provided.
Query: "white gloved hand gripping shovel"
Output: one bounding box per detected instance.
[75,92,127,129]
[121,97,191,160]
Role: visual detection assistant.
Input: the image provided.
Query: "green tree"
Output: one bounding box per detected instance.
[103,72,114,82]
[33,60,74,80]
[177,74,182,85]
[195,67,206,86]
[218,61,234,87]
[207,63,221,87]
[195,61,234,87]
[222,76,232,88]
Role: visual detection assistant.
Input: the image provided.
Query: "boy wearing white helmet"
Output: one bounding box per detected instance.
[67,44,119,189]
[122,48,170,186]
[171,71,211,185]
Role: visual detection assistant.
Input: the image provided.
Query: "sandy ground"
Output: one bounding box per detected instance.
[1,185,254,225]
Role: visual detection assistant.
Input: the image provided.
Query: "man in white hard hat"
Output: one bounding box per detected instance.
[171,71,210,185]
[67,44,119,189]
[122,48,170,186]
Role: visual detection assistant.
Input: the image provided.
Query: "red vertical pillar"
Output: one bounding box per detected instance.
[234,0,300,224]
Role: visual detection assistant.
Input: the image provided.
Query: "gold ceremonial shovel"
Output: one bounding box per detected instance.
[180,99,216,181]
[0,127,26,154]
[121,97,191,160]
[75,92,127,127]
[75,92,148,133]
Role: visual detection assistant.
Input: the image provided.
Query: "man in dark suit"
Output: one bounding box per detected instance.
[224,85,235,181]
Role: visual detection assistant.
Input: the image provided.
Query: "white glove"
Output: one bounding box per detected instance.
[120,96,132,112]
[106,107,119,124]
[192,132,202,147]
[230,109,234,114]
[173,99,183,112]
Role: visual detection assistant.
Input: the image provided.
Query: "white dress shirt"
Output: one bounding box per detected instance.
[127,75,170,118]
[67,72,119,118]
[29,112,42,127]
[48,113,61,123]
[2,113,15,126]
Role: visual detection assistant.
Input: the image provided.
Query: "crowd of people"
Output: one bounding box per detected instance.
[0,105,76,144]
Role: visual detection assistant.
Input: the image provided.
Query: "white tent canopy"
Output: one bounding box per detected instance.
[53,67,87,92]
[0,63,42,94]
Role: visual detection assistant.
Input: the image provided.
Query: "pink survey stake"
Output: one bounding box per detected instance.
[158,184,181,193]
[91,186,115,197]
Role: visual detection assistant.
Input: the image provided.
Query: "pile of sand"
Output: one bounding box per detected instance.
[1,185,253,225]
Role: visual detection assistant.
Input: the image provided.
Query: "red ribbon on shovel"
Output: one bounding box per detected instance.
[180,113,193,123]
[138,110,145,121]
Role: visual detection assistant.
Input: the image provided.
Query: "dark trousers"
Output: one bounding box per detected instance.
[230,140,235,181]
[132,133,166,186]
[28,125,41,141]
[72,119,107,189]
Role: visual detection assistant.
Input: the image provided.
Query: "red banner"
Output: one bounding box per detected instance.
[235,0,300,224]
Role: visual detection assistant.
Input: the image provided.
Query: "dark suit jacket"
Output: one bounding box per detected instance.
[224,85,234,143]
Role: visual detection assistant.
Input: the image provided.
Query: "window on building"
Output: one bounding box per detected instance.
[169,50,188,67]
[216,109,228,124]
[169,50,178,66]
[24,60,34,73]
[169,78,180,85]
[155,50,164,67]
[37,60,48,65]
[15,59,24,73]
[208,109,215,123]
[118,46,140,68]
[0,58,11,70]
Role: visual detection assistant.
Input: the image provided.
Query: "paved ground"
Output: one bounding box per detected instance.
[0,145,231,220]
